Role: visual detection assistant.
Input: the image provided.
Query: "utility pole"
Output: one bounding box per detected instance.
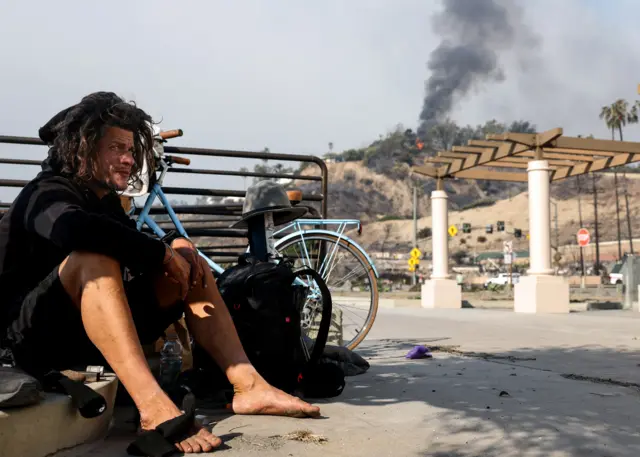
[550,200,559,251]
[576,176,585,278]
[592,173,601,275]
[624,171,634,254]
[614,170,622,260]
[412,185,418,286]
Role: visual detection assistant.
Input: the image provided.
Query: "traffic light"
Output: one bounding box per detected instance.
[462,223,471,234]
[485,224,493,234]
[497,221,505,232]
[514,228,522,238]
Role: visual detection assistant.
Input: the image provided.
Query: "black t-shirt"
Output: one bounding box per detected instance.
[0,164,166,326]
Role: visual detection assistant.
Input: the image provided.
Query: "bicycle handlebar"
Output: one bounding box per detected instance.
[165,155,191,166]
[159,129,183,140]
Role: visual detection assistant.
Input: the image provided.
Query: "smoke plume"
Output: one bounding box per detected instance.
[418,0,535,135]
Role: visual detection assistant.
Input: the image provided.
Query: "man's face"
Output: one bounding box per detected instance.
[93,126,135,192]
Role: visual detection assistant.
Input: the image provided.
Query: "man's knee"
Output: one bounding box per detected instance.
[58,251,121,304]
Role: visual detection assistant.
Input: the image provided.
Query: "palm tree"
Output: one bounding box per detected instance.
[599,101,624,260]
[623,102,640,254]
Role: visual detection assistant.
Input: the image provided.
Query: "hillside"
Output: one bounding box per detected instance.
[296,160,527,222]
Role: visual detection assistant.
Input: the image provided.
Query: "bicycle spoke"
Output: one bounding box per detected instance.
[276,233,378,350]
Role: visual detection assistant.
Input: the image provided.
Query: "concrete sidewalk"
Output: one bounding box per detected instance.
[57,308,640,457]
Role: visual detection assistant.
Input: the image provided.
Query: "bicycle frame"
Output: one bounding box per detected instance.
[134,182,227,274]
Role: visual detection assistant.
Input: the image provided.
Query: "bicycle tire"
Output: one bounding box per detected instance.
[275,233,378,350]
[292,266,332,364]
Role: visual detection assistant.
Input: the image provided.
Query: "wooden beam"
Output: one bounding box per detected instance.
[544,147,617,157]
[552,136,640,154]
[450,169,528,182]
[516,150,598,162]
[498,156,574,166]
[485,161,558,170]
[551,153,640,181]
[438,151,479,168]
[412,165,440,178]
[427,157,457,163]
[486,132,536,146]
[535,127,563,146]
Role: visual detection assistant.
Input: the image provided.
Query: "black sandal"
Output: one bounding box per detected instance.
[126,399,197,457]
[42,370,107,418]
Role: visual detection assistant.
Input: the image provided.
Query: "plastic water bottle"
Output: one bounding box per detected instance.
[159,334,183,392]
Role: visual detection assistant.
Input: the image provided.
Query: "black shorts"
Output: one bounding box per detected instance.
[4,266,184,377]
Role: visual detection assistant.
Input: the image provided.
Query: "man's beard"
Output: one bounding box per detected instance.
[93,176,125,195]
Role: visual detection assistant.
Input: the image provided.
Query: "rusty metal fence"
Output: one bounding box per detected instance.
[0,135,329,261]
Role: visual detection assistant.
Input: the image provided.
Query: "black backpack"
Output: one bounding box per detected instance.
[191,255,345,398]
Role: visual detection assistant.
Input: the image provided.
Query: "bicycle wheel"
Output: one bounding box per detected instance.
[275,233,378,350]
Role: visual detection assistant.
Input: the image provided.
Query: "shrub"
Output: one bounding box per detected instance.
[460,198,496,211]
[418,227,432,238]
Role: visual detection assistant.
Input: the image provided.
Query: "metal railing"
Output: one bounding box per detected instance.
[0,135,329,258]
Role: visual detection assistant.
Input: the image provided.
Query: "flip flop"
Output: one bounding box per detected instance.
[42,370,107,418]
[126,395,197,457]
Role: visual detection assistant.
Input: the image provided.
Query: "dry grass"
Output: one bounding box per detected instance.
[282,430,328,444]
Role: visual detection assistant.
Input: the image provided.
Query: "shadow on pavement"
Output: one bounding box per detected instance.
[340,337,640,456]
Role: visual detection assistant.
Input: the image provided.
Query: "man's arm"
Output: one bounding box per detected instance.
[24,179,166,273]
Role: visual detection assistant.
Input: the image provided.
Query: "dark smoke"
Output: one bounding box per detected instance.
[418,0,531,135]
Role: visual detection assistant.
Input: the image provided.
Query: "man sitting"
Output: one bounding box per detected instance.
[0,91,319,454]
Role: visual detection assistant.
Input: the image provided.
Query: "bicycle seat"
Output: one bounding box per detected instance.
[287,190,302,206]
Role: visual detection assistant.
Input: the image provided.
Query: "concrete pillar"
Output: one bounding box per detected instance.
[431,190,449,279]
[527,161,554,276]
[514,160,569,313]
[421,186,461,309]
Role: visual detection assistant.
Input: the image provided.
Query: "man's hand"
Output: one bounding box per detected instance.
[171,237,206,290]
[163,244,191,300]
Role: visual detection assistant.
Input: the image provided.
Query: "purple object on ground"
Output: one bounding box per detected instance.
[405,345,432,359]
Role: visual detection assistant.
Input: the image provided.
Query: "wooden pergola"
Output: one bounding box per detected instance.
[412,127,640,182]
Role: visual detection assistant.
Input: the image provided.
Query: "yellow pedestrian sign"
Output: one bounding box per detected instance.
[448,225,458,237]
[408,257,419,267]
[410,247,422,259]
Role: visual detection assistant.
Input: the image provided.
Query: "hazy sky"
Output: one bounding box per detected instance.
[1,0,640,202]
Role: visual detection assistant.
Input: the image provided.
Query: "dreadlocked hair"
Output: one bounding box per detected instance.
[48,91,156,190]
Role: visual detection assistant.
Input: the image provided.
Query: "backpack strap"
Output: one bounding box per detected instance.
[291,267,332,366]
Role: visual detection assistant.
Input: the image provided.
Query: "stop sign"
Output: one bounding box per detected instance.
[577,228,590,247]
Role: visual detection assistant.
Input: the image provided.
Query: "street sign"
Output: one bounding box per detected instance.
[504,252,517,265]
[448,225,458,237]
[410,247,422,258]
[503,240,513,254]
[577,228,590,247]
[408,257,419,267]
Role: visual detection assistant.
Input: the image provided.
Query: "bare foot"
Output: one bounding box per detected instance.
[231,376,321,418]
[139,400,222,454]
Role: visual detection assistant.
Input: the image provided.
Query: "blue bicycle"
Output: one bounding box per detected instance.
[123,129,380,350]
